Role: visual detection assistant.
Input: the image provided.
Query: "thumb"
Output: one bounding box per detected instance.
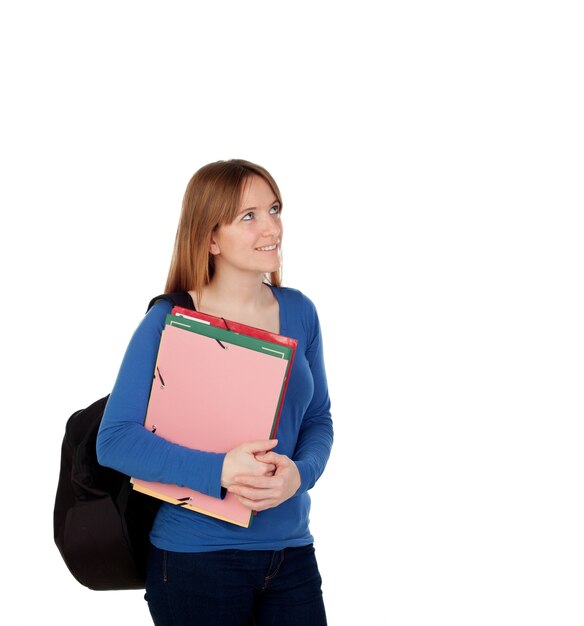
[243,439,278,454]
[254,450,280,464]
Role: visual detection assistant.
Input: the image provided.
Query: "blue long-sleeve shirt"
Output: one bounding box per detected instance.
[96,286,333,552]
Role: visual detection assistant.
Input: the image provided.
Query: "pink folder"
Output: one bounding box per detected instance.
[132,314,296,527]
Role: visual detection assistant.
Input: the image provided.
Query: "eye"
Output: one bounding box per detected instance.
[241,211,254,221]
[269,204,281,215]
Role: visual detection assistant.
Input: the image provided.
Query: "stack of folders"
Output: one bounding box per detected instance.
[131,305,297,528]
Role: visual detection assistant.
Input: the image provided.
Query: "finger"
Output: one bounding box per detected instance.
[243,439,278,454]
[254,451,282,464]
[231,475,274,489]
[253,461,276,475]
[228,483,277,501]
[235,495,275,511]
[233,495,257,511]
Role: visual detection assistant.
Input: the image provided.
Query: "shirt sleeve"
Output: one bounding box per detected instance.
[292,296,334,494]
[96,301,225,499]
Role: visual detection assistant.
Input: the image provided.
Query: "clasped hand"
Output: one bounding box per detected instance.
[221,439,301,512]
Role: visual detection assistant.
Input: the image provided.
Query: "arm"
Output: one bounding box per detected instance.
[96,301,226,498]
[291,298,334,494]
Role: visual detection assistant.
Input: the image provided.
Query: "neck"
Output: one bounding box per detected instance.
[200,267,269,313]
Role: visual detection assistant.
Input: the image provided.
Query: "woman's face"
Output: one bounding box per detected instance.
[210,175,283,276]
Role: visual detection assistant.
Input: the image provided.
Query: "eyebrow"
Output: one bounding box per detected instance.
[238,198,279,215]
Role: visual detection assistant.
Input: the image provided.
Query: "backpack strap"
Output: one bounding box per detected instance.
[147,291,195,313]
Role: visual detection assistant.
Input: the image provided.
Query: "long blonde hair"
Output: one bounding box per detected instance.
[164,159,283,301]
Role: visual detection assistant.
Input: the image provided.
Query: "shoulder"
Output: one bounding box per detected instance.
[272,286,322,342]
[134,298,174,338]
[273,286,318,315]
[146,297,174,318]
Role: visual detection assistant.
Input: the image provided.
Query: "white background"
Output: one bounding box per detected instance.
[1,1,583,624]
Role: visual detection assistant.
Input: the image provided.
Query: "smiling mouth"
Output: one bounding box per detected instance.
[255,242,279,251]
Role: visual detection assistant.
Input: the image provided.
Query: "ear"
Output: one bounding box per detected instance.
[209,234,220,256]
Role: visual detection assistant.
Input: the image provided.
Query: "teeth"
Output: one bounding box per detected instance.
[256,243,278,251]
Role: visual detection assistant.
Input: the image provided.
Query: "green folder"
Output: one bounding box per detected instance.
[164,314,294,361]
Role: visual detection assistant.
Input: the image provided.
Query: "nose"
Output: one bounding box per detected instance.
[261,214,281,239]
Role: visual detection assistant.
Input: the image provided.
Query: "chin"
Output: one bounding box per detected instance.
[258,259,282,274]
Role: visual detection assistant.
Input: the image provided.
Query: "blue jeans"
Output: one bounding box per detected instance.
[144,544,328,625]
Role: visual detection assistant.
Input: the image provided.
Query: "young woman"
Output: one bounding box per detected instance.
[97,159,333,625]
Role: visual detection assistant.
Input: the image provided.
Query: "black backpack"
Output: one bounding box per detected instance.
[53,292,194,590]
